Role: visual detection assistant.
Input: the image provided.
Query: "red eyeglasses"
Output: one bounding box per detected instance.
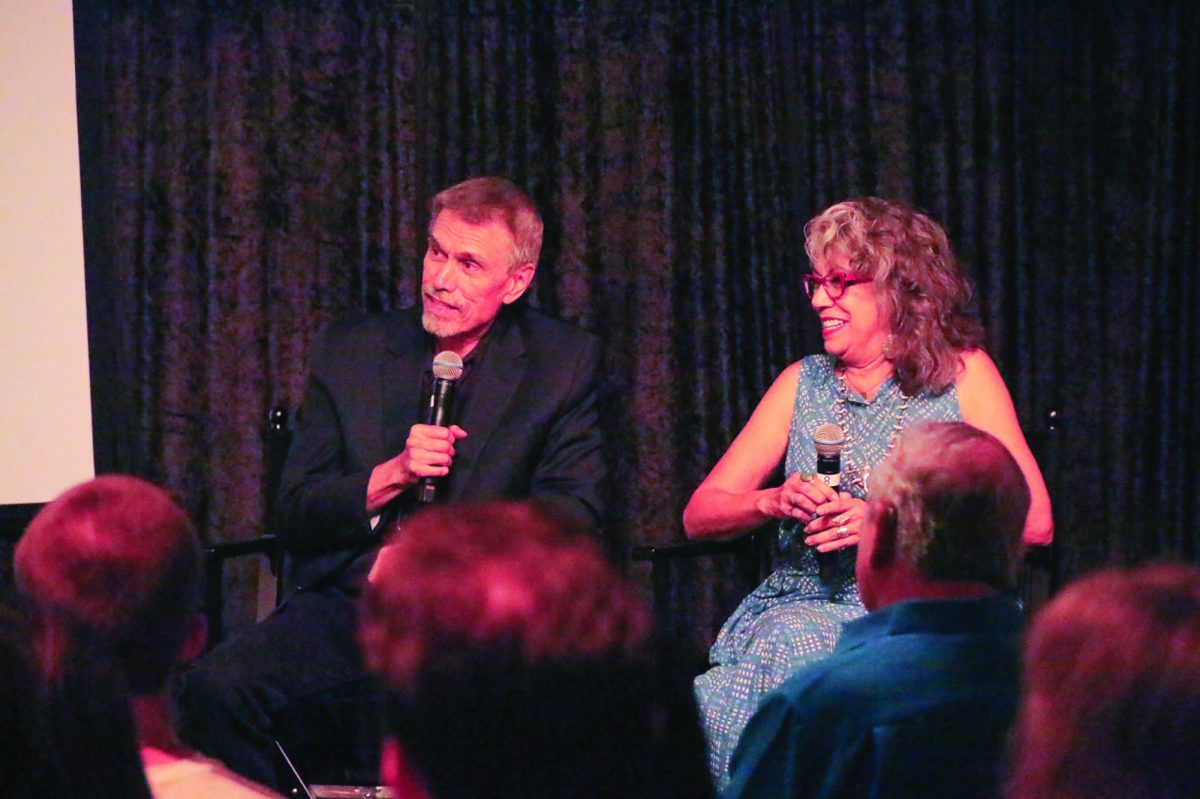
[802,271,874,300]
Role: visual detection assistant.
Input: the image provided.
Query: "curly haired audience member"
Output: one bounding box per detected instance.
[360,501,714,799]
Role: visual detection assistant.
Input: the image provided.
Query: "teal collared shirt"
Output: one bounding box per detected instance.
[725,595,1023,799]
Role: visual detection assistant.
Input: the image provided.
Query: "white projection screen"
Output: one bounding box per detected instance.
[0,0,95,508]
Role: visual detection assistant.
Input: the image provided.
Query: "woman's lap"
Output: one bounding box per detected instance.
[695,578,865,786]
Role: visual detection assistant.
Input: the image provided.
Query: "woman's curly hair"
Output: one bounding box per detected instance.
[804,197,985,396]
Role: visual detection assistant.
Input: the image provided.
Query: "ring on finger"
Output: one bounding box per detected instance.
[837,524,850,539]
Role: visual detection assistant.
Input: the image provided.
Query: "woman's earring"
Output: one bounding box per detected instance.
[882,334,896,360]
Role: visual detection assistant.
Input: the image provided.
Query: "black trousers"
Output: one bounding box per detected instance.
[177,585,382,789]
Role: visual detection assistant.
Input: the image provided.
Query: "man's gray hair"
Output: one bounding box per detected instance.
[870,421,1029,590]
[430,176,543,270]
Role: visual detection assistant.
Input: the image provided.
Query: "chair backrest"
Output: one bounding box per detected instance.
[202,405,293,647]
[264,405,293,601]
[263,405,293,530]
[1020,406,1062,612]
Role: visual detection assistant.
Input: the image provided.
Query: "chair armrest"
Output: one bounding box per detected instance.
[205,535,279,561]
[204,535,280,647]
[632,534,764,632]
[632,536,759,563]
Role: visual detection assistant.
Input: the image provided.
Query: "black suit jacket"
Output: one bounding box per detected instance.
[276,305,606,597]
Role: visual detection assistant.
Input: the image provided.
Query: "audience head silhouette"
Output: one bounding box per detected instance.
[0,598,153,799]
[361,500,713,799]
[1010,562,1200,799]
[859,420,1030,610]
[16,475,204,694]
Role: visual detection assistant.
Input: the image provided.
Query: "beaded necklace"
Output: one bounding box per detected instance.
[833,370,911,495]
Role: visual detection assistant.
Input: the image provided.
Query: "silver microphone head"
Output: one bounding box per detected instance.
[813,423,845,457]
[431,351,465,381]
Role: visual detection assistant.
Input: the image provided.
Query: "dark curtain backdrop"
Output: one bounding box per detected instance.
[82,0,1199,641]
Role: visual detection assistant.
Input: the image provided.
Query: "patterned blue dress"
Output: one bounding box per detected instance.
[694,354,962,785]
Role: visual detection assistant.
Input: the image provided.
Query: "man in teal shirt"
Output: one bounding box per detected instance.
[725,421,1030,799]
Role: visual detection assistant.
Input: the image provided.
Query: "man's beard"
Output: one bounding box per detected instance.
[421,307,460,339]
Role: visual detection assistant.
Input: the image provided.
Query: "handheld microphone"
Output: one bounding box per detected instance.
[812,423,846,586]
[417,350,464,504]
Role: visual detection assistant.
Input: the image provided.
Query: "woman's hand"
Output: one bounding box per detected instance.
[682,362,801,540]
[756,471,841,521]
[802,492,868,552]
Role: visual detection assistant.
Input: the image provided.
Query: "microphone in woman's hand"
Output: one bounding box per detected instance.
[813,423,845,493]
[812,424,846,587]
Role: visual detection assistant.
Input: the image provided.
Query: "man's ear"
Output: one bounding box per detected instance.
[381,737,431,799]
[502,263,536,304]
[869,501,898,570]
[179,612,208,664]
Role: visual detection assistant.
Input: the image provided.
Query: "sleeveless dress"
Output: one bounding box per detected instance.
[694,354,962,785]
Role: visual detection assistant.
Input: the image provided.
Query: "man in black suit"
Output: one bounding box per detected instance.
[179,176,606,788]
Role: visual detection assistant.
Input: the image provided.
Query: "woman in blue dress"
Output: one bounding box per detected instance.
[685,197,1054,783]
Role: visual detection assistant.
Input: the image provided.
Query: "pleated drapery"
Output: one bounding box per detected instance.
[82,0,1199,642]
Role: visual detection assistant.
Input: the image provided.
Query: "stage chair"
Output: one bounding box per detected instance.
[632,529,776,677]
[202,405,290,646]
[1017,407,1064,611]
[200,406,388,796]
